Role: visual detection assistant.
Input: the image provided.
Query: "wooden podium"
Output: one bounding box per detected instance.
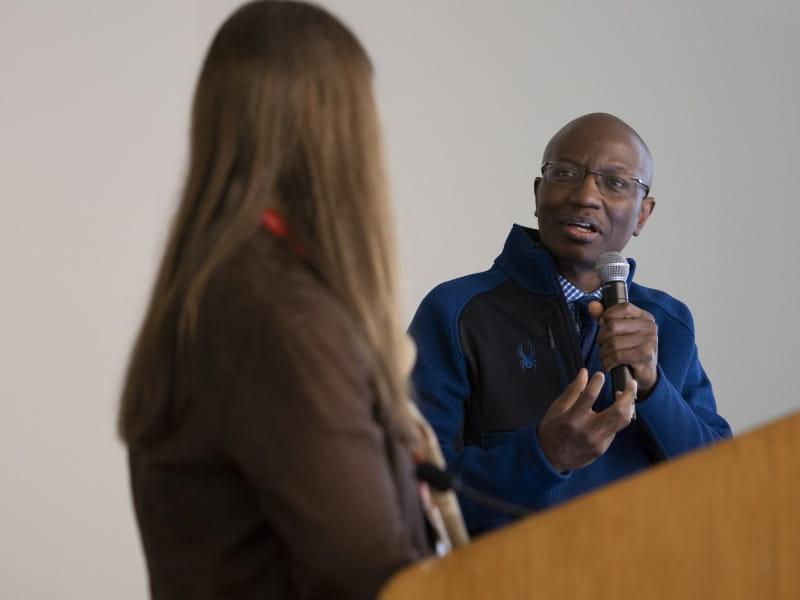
[381,412,800,599]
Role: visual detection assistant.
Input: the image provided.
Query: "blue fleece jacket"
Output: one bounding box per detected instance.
[409,225,732,534]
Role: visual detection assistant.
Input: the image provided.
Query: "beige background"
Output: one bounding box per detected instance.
[1,1,798,597]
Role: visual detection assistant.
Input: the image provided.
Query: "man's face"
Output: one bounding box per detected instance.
[533,121,655,273]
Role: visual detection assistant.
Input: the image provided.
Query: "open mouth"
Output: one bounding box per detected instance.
[567,220,598,233]
[561,218,601,240]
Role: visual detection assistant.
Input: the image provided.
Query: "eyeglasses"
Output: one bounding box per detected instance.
[541,162,650,197]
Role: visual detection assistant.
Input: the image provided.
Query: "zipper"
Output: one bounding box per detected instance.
[546,322,569,389]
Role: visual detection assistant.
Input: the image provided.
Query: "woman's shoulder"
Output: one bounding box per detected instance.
[201,234,365,358]
[195,234,377,428]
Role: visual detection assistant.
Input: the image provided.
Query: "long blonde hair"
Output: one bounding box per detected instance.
[119,0,414,446]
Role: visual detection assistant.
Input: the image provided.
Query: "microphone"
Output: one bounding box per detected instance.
[596,251,633,395]
[415,462,529,518]
[596,252,669,459]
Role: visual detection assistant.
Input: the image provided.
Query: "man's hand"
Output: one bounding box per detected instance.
[588,300,659,399]
[538,368,636,473]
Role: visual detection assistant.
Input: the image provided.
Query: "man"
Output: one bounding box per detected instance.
[409,113,731,536]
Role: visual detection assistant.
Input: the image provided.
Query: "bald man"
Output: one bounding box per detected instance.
[409,113,731,536]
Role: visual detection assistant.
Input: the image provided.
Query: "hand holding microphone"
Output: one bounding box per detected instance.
[593,252,659,399]
[537,252,660,472]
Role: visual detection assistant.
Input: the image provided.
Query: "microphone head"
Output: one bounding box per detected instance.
[596,251,629,284]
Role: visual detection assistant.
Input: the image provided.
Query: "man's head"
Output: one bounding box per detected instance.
[533,113,655,281]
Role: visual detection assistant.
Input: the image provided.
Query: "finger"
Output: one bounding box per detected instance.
[596,317,657,345]
[569,371,606,414]
[600,302,655,323]
[597,377,637,433]
[587,300,604,322]
[600,344,657,374]
[598,330,656,359]
[549,368,588,412]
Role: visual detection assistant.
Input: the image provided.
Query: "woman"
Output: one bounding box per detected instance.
[119,2,444,597]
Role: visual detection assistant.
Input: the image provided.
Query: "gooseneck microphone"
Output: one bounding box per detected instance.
[596,251,633,395]
[415,462,529,518]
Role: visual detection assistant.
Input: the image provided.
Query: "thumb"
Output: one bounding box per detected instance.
[607,377,638,430]
[587,300,604,322]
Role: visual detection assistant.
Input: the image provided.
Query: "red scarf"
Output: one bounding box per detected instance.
[262,209,307,257]
[262,209,290,239]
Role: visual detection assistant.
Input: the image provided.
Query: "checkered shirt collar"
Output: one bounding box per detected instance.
[558,275,602,304]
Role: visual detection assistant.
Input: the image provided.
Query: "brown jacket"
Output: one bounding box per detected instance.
[129,235,429,599]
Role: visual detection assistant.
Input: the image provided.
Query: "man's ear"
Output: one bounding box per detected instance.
[534,177,542,217]
[633,197,655,236]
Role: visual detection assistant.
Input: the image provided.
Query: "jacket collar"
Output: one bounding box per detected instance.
[494,224,637,295]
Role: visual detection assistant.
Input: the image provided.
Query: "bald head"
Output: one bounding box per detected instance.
[542,113,653,190]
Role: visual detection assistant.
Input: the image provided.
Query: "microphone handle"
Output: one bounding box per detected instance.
[610,364,633,395]
[601,280,634,395]
[600,275,664,454]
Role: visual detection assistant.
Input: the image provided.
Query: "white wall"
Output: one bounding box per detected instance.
[1,1,797,597]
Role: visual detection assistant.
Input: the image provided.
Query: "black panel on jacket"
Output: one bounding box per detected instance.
[458,279,582,444]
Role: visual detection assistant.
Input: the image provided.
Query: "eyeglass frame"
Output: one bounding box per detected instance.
[541,161,650,197]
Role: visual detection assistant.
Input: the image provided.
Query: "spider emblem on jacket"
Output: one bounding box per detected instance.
[517,340,536,371]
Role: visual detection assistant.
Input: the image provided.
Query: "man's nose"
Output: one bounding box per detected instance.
[570,172,603,208]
